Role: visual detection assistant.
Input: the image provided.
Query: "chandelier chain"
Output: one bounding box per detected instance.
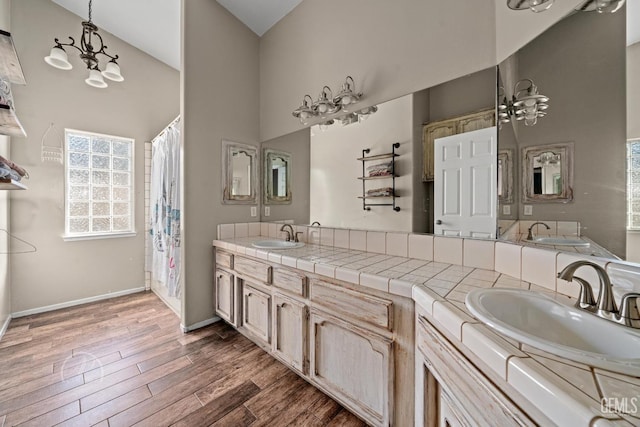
[88,0,92,22]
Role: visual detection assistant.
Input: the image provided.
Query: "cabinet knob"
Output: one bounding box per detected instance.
[436,220,442,225]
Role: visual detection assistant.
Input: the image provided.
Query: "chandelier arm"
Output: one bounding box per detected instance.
[55,37,84,54]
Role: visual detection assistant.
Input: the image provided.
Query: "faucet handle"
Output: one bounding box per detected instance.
[619,292,640,322]
[295,232,304,243]
[571,277,596,310]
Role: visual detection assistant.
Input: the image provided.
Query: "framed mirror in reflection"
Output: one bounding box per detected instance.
[222,140,258,204]
[522,143,573,203]
[264,149,292,204]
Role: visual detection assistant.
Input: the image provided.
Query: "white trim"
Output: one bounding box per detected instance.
[180,316,221,333]
[63,231,137,242]
[11,287,146,318]
[0,314,11,341]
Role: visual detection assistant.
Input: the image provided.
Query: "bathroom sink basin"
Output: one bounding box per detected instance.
[251,240,305,249]
[466,288,640,375]
[532,237,590,247]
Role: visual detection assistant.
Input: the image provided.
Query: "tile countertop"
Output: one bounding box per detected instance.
[213,236,640,426]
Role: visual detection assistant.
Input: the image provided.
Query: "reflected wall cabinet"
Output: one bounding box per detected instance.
[422,108,495,181]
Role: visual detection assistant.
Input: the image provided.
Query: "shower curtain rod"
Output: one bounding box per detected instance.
[152,115,181,144]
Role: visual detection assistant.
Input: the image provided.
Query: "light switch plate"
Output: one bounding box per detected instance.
[503,205,511,215]
[524,205,533,216]
[264,206,271,216]
[250,206,257,217]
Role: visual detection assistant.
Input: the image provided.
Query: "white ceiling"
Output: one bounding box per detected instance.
[216,0,303,37]
[51,0,639,72]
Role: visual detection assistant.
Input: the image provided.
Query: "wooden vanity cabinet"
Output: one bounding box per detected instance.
[416,314,535,427]
[214,252,412,427]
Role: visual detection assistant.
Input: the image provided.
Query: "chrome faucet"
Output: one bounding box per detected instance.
[280,224,295,242]
[526,222,551,240]
[558,260,640,328]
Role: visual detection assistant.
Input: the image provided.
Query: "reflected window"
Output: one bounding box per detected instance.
[627,140,640,229]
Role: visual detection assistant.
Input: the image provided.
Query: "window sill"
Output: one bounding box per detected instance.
[63,231,137,242]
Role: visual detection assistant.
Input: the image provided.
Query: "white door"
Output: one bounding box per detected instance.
[434,127,497,238]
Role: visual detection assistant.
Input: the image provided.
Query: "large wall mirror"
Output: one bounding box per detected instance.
[498,7,626,259]
[264,148,292,204]
[222,140,258,204]
[261,4,628,261]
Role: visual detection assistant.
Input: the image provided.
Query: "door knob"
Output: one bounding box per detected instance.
[436,220,442,225]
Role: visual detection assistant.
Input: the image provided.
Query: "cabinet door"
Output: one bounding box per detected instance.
[439,390,468,427]
[215,269,235,324]
[457,109,495,134]
[242,283,271,344]
[309,310,393,427]
[272,293,307,373]
[423,120,456,182]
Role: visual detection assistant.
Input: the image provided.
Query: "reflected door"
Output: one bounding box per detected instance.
[434,127,497,238]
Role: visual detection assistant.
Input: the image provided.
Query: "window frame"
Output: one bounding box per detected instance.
[628,139,640,231]
[63,128,136,241]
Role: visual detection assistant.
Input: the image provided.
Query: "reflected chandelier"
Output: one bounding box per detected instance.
[44,0,124,89]
[292,76,377,127]
[507,0,625,13]
[499,79,549,126]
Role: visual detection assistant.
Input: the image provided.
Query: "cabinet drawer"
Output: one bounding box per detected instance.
[234,256,272,284]
[310,279,393,331]
[216,250,234,269]
[273,267,307,297]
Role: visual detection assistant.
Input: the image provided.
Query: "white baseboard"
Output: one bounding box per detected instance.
[11,287,147,318]
[180,316,221,333]
[0,314,11,341]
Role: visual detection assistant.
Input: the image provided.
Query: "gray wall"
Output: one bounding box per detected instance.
[259,0,497,142]
[181,0,260,327]
[0,0,11,333]
[514,10,626,257]
[9,0,179,312]
[261,128,310,225]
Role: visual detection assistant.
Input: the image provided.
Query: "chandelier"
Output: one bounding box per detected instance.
[498,79,549,127]
[292,76,377,127]
[44,0,124,89]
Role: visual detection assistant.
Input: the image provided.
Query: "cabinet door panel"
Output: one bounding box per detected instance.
[242,283,271,344]
[272,293,306,373]
[215,269,235,324]
[309,310,393,427]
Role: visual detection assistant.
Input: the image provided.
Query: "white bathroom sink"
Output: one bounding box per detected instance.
[466,288,640,375]
[251,240,305,249]
[532,237,590,247]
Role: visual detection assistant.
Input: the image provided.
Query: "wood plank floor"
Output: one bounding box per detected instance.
[0,291,365,426]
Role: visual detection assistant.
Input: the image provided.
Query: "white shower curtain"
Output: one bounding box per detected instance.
[148,119,181,298]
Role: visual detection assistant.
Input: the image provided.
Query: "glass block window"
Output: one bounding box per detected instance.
[628,140,640,230]
[65,129,134,238]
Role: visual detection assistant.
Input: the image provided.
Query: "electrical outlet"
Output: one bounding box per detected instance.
[524,205,533,216]
[264,206,271,216]
[503,205,511,215]
[250,207,257,217]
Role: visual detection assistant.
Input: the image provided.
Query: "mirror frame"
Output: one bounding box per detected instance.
[263,148,292,205]
[222,139,258,205]
[498,149,513,204]
[522,142,574,203]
